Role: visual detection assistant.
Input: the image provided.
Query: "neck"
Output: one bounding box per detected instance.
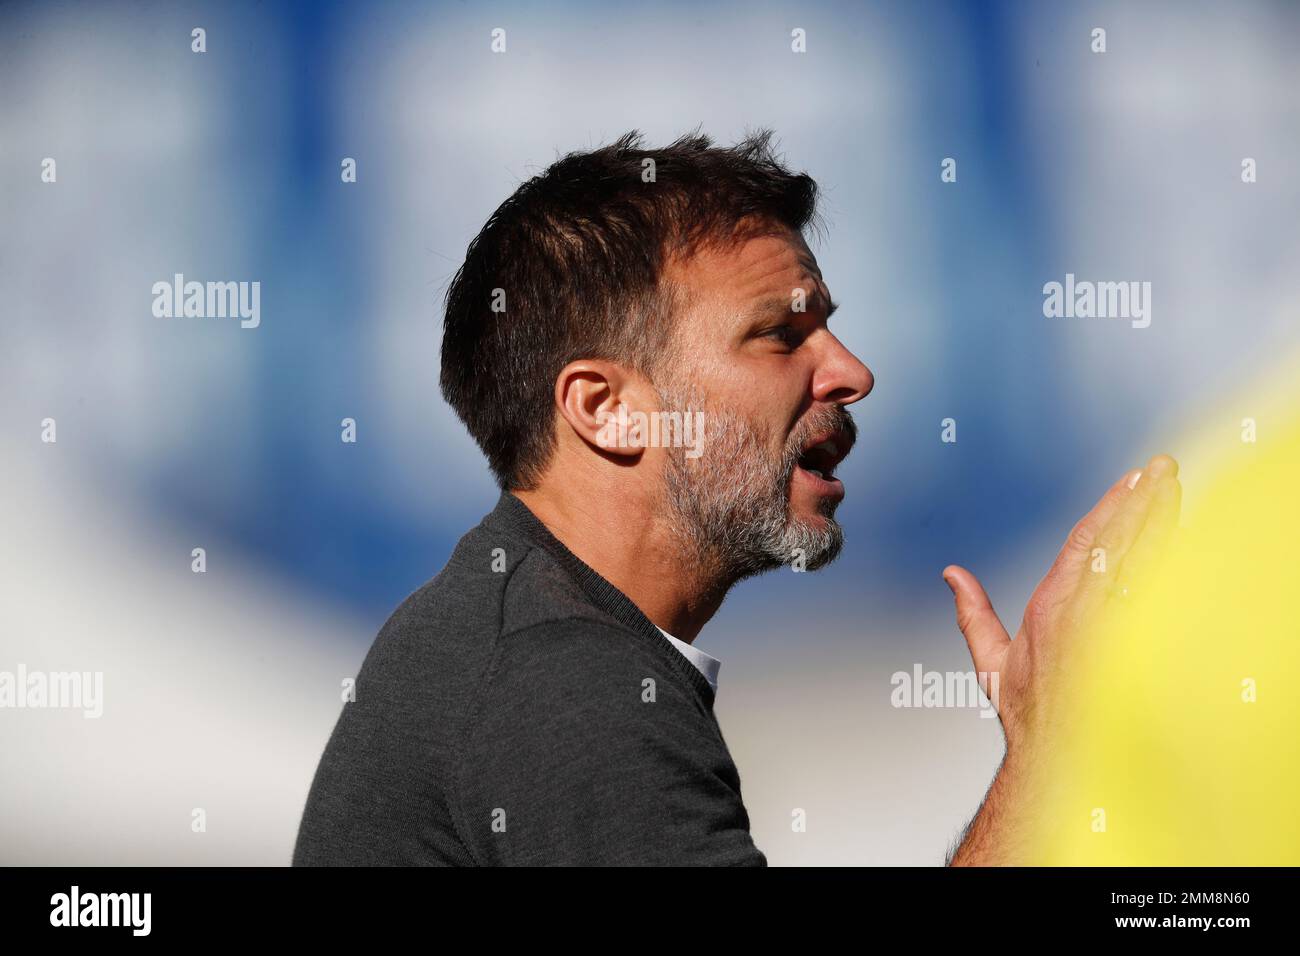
[513,475,730,643]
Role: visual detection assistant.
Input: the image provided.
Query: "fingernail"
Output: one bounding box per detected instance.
[1126,470,1142,489]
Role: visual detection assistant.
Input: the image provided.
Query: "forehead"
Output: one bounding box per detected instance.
[666,227,825,307]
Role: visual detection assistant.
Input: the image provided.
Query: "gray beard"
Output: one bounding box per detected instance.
[657,386,846,583]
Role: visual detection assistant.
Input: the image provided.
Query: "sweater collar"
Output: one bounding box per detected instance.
[486,491,717,709]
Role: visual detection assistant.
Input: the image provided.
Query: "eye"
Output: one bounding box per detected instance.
[761,325,803,348]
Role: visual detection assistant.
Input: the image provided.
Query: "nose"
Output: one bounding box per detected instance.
[811,333,874,407]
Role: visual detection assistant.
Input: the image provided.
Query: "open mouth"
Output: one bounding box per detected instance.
[795,430,852,484]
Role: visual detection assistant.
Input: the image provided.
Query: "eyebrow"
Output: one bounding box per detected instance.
[750,293,838,322]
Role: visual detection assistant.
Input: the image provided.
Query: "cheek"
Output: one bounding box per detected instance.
[726,353,802,397]
[754,377,808,450]
[689,355,805,454]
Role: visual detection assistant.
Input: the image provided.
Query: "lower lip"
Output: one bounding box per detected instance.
[794,464,845,500]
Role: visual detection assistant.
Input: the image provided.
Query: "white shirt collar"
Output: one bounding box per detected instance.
[656,627,721,694]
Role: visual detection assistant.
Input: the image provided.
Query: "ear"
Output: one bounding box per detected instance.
[554,359,651,459]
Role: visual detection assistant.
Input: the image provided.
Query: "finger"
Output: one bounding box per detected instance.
[1114,475,1182,595]
[942,565,1011,678]
[1041,467,1145,590]
[1078,454,1179,605]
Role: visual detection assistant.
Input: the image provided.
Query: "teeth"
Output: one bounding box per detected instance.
[814,441,838,457]
[805,468,824,479]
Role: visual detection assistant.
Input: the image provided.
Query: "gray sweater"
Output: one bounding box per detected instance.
[292,491,766,866]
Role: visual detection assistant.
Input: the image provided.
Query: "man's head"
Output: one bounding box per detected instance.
[441,131,873,579]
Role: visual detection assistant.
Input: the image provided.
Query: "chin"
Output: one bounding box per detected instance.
[791,501,836,525]
[783,515,845,571]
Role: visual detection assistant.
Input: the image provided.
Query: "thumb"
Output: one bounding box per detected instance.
[942,565,1011,678]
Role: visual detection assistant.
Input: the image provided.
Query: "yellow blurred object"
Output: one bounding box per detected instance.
[1033,364,1300,865]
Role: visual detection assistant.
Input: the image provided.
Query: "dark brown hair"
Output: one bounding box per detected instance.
[440,129,819,489]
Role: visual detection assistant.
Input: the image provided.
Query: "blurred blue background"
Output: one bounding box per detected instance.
[2,0,1298,864]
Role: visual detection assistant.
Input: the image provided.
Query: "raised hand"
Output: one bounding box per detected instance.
[943,454,1182,864]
